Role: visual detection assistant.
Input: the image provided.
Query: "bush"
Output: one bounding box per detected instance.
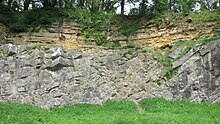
[0,7,66,32]
[190,10,220,23]
[64,9,115,46]
[119,20,141,38]
[0,4,16,27]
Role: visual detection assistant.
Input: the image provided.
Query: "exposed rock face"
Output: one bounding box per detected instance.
[5,21,84,44]
[0,40,220,108]
[0,44,170,109]
[3,18,216,48]
[108,19,216,48]
[167,40,220,104]
[0,23,7,44]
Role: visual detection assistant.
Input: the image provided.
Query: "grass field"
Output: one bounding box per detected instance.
[0,99,220,124]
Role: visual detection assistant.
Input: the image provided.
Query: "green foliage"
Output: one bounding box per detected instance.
[154,14,166,27]
[151,0,169,13]
[0,4,15,26]
[122,44,136,49]
[151,48,175,79]
[163,59,174,79]
[0,47,3,53]
[0,6,67,32]
[156,37,220,79]
[26,9,66,26]
[1,2,219,47]
[155,80,162,85]
[101,41,121,48]
[1,99,220,124]
[64,9,119,47]
[214,21,220,35]
[147,37,220,80]
[190,10,220,23]
[0,6,119,47]
[119,20,141,38]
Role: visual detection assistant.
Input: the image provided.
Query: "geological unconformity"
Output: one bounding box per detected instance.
[0,40,220,108]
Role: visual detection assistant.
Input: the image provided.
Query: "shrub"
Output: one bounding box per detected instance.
[119,20,141,38]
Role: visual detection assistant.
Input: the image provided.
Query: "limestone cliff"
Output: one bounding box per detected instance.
[167,40,220,104]
[0,44,170,109]
[0,40,220,108]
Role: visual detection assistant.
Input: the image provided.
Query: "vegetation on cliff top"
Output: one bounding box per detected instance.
[0,0,220,46]
[0,99,220,124]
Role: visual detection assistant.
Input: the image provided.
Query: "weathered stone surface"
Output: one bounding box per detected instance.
[168,40,220,104]
[108,19,215,48]
[169,46,186,59]
[0,40,220,108]
[2,16,215,49]
[0,23,7,44]
[172,48,197,68]
[4,21,83,45]
[0,44,166,108]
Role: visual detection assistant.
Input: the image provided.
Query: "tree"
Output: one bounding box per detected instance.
[219,0,220,9]
[78,0,86,8]
[86,0,100,12]
[140,0,146,15]
[24,0,31,10]
[26,0,57,9]
[168,0,198,13]
[169,0,172,11]
[210,0,220,10]
[120,0,125,14]
[100,0,117,12]
[150,0,168,13]
[0,0,3,3]
[8,0,13,7]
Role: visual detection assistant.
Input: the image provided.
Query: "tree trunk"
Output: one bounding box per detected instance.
[219,0,220,9]
[169,0,172,11]
[121,0,125,15]
[24,0,31,10]
[78,0,85,8]
[70,0,75,8]
[8,0,13,7]
[42,0,49,8]
[101,0,105,11]
[140,0,146,15]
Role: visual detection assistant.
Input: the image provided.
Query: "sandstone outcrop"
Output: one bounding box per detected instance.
[2,18,216,48]
[108,18,216,48]
[5,21,84,45]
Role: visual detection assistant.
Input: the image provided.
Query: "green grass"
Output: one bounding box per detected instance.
[1,99,220,124]
[190,10,220,36]
[190,10,220,23]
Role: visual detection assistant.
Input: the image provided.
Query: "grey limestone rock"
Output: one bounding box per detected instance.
[168,40,220,104]
[169,46,186,59]
[1,40,220,108]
